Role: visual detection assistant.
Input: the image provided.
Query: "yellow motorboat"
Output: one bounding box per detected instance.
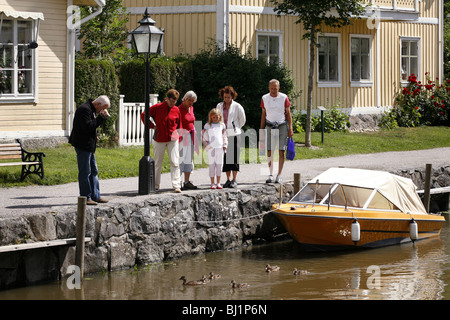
[272,168,445,252]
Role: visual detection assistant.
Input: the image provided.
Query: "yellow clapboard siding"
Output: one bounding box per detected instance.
[0,0,67,132]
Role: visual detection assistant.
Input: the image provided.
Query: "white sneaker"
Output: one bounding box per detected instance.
[265,175,274,183]
[275,175,282,183]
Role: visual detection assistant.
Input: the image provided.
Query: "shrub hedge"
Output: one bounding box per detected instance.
[74,59,120,147]
[188,43,299,130]
[118,56,193,103]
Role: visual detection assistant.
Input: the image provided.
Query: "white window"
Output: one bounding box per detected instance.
[318,34,341,87]
[400,37,420,82]
[350,35,372,87]
[0,13,40,102]
[257,33,282,65]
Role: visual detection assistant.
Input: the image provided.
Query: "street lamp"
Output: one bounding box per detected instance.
[130,8,164,195]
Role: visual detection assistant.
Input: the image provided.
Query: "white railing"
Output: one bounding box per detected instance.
[118,94,159,146]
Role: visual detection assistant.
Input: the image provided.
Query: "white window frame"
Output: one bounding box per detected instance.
[317,33,341,88]
[350,34,373,87]
[400,37,421,84]
[256,31,283,65]
[0,17,39,103]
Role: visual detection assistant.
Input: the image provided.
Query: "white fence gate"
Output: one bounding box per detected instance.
[117,94,159,146]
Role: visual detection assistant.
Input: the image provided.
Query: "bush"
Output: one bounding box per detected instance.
[292,100,349,133]
[189,43,299,129]
[381,73,450,128]
[75,59,120,147]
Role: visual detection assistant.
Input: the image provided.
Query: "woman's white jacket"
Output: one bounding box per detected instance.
[216,100,246,137]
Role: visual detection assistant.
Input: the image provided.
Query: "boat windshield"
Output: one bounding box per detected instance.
[291,183,331,203]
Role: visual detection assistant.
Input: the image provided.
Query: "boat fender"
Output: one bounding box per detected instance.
[351,219,360,244]
[410,219,418,242]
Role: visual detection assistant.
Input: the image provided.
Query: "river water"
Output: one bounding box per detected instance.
[1,214,450,301]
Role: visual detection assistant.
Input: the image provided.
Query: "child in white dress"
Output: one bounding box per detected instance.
[202,108,228,189]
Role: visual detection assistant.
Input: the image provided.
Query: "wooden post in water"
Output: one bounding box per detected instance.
[424,164,432,213]
[294,173,301,194]
[75,196,87,281]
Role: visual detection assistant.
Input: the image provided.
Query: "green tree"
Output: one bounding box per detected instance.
[270,0,366,147]
[77,0,130,63]
[444,0,450,79]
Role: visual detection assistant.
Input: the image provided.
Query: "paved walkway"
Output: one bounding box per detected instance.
[1,147,449,218]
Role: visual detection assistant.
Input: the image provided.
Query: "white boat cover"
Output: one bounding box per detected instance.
[309,168,428,215]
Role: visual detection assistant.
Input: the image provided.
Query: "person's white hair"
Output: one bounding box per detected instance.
[93,95,110,108]
[182,90,198,102]
[269,79,280,87]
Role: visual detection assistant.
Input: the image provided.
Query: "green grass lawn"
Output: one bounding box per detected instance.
[1,126,449,187]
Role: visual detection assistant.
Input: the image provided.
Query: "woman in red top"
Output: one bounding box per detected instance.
[141,89,182,193]
[179,91,199,190]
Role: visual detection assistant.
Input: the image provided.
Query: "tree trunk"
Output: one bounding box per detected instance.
[305,25,316,148]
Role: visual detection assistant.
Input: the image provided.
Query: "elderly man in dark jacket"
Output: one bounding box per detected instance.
[69,95,110,205]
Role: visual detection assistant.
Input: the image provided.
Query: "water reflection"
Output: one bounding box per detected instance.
[1,216,449,300]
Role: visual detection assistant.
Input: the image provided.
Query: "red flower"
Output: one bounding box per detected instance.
[408,74,417,83]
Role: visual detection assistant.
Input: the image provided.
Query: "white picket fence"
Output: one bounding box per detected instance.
[117,94,159,146]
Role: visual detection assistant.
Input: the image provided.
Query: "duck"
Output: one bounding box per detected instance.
[265,264,280,272]
[293,268,308,275]
[208,272,221,280]
[179,276,206,286]
[200,275,210,283]
[230,280,249,288]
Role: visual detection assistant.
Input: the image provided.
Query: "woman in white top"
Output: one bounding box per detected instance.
[216,86,246,188]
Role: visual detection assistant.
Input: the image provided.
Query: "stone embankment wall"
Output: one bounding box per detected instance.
[0,184,291,290]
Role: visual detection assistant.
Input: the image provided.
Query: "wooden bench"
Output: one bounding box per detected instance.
[0,139,46,181]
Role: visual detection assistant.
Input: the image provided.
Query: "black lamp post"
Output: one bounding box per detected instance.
[130,9,164,195]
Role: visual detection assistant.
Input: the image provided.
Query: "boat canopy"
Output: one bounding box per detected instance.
[303,168,428,215]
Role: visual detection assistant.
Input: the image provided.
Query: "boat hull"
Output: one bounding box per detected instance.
[272,204,445,252]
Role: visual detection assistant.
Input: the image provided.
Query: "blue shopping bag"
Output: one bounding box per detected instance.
[286,137,295,160]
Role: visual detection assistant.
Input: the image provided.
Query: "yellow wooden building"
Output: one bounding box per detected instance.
[126,0,444,116]
[0,0,443,140]
[0,0,105,141]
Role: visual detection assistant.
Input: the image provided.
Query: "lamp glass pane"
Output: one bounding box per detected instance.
[149,33,162,53]
[133,33,150,54]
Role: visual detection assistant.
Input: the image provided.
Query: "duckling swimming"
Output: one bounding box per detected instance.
[265,264,280,272]
[179,276,206,286]
[293,268,308,275]
[200,275,210,283]
[230,280,249,288]
[208,272,221,280]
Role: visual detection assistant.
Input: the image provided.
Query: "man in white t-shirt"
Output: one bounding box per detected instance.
[260,79,294,183]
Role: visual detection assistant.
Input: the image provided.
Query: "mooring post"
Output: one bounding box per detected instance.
[75,196,87,281]
[424,164,432,213]
[294,173,301,194]
[279,183,283,207]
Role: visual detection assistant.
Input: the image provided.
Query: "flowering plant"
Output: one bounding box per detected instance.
[0,66,11,94]
[382,73,449,128]
[0,58,12,94]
